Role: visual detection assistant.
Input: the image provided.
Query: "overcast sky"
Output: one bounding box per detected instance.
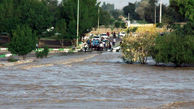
[98,0,169,9]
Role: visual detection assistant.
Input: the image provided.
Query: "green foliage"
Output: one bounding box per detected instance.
[110,9,123,20]
[61,0,98,41]
[0,0,20,34]
[121,22,126,28]
[35,46,49,58]
[123,2,140,20]
[171,0,194,21]
[7,57,18,62]
[175,21,194,36]
[8,25,36,59]
[0,0,53,38]
[115,21,121,29]
[152,32,194,66]
[101,2,114,12]
[43,46,49,57]
[156,23,164,28]
[121,33,157,64]
[99,9,112,26]
[55,19,67,47]
[126,27,138,35]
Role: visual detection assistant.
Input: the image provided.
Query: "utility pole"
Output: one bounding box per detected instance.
[76,0,79,47]
[159,0,162,23]
[127,13,130,28]
[155,5,156,24]
[98,7,100,34]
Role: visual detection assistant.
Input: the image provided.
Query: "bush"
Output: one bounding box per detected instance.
[152,32,194,66]
[8,25,36,60]
[43,46,49,57]
[7,57,18,62]
[36,46,49,58]
[121,32,157,64]
[156,23,164,28]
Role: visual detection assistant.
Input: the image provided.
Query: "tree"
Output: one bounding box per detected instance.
[61,0,99,44]
[144,0,158,23]
[99,9,111,26]
[136,0,150,20]
[123,2,140,20]
[115,21,121,31]
[0,0,53,39]
[0,0,20,35]
[171,0,194,21]
[121,22,126,28]
[18,0,53,37]
[8,25,36,59]
[101,2,114,12]
[55,19,67,48]
[110,9,123,20]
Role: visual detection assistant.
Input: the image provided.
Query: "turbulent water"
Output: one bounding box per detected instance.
[0,52,194,109]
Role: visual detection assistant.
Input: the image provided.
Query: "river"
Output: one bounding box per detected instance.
[0,52,194,109]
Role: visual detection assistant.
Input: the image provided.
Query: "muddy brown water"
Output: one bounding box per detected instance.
[0,52,194,109]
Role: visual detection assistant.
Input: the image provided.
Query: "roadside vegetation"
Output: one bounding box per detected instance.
[121,0,194,66]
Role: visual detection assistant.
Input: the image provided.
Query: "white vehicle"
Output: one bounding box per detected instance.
[92,36,101,41]
[100,33,109,39]
[119,32,126,37]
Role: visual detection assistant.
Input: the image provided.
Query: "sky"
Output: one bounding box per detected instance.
[98,0,169,9]
[58,0,169,9]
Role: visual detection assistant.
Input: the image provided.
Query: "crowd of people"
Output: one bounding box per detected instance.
[83,32,118,52]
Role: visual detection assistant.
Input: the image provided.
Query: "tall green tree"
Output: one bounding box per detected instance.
[55,19,67,48]
[0,0,53,38]
[99,9,111,26]
[123,2,140,20]
[171,0,194,21]
[0,0,20,34]
[8,25,36,59]
[61,0,99,44]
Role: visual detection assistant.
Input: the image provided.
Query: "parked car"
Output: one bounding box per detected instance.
[92,36,101,41]
[100,33,109,39]
[119,32,126,37]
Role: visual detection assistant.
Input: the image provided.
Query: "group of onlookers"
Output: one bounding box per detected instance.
[83,32,118,52]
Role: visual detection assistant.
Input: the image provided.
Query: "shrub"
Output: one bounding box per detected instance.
[152,32,194,66]
[8,25,36,60]
[121,32,157,64]
[7,57,18,62]
[42,46,49,57]
[35,46,49,58]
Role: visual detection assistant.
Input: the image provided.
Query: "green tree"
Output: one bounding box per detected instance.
[55,19,67,48]
[0,0,53,39]
[153,32,194,66]
[115,21,121,29]
[101,2,114,12]
[8,25,36,59]
[0,0,20,35]
[18,0,53,37]
[61,0,98,44]
[171,0,194,21]
[99,9,111,26]
[110,9,123,20]
[123,2,140,20]
[121,22,126,28]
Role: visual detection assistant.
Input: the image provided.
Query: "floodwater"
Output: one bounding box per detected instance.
[0,52,194,109]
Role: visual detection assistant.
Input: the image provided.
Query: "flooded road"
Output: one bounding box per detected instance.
[0,52,194,109]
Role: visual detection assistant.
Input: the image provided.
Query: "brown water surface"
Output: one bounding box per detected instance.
[0,52,194,109]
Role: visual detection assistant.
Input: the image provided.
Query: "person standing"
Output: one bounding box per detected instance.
[113,32,116,38]
[36,43,39,51]
[113,38,116,46]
